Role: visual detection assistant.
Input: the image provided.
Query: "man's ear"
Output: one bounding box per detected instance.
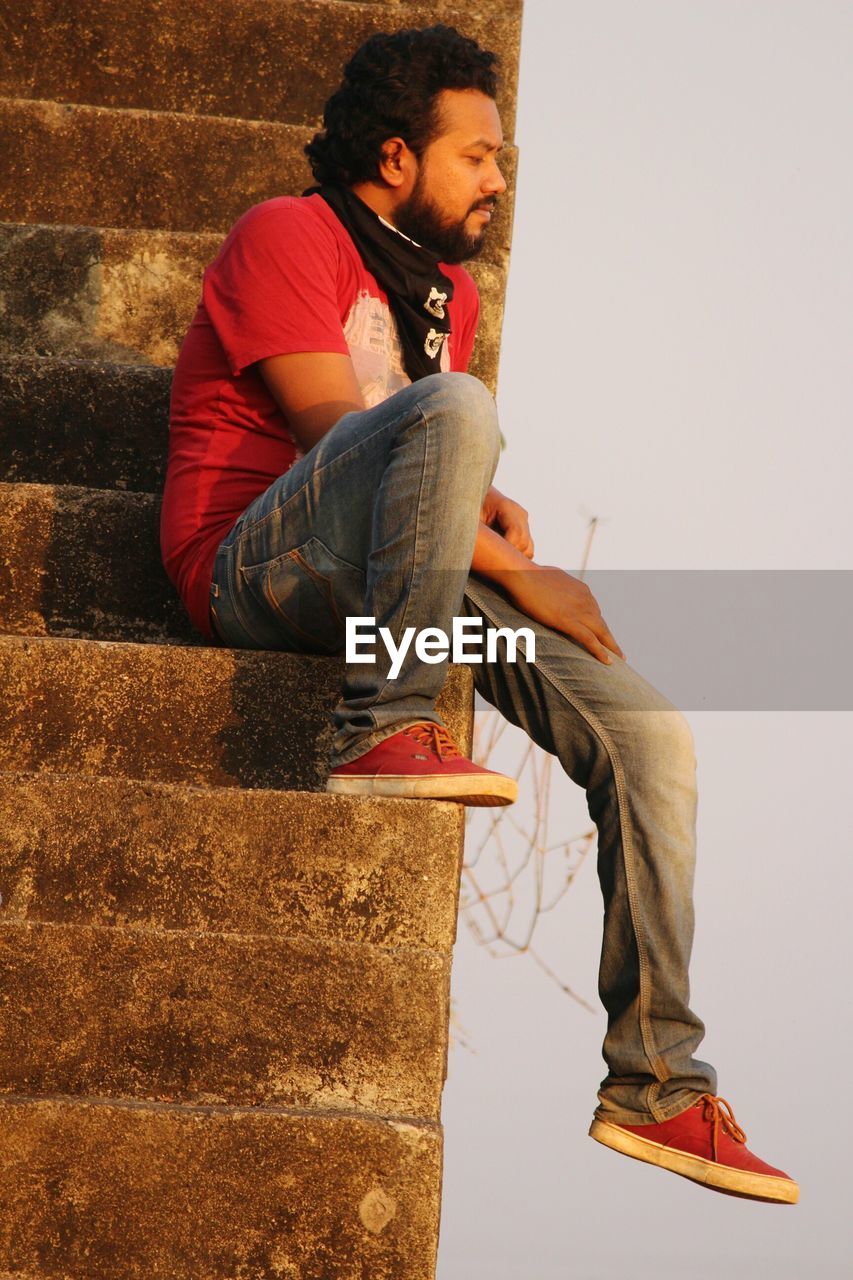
[378,137,411,189]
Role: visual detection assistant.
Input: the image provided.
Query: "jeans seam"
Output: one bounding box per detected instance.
[463,580,668,1086]
[645,1080,666,1121]
[208,596,226,646]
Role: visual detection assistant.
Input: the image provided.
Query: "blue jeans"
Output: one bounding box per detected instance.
[208,371,717,1124]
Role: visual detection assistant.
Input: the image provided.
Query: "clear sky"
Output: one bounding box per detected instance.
[437,3,853,1276]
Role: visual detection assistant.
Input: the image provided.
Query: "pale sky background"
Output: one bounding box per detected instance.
[437,3,853,1277]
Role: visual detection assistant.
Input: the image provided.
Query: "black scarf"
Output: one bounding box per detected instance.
[303,183,454,383]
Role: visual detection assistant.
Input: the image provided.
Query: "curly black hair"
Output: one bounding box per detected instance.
[305,25,500,186]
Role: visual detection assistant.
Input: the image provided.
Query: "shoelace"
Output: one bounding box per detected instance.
[403,722,463,762]
[698,1094,747,1160]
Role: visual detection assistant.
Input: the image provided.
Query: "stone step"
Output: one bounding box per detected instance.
[0,634,473,790]
[0,772,463,953]
[0,221,219,366]
[0,482,195,644]
[0,0,521,135]
[0,96,314,236]
[0,358,170,491]
[0,96,517,263]
[0,1095,441,1278]
[0,917,449,1119]
[0,221,507,388]
[0,482,511,654]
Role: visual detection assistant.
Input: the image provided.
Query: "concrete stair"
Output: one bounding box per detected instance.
[0,484,194,643]
[0,634,472,788]
[0,774,463,950]
[0,358,171,490]
[0,1096,443,1277]
[0,97,315,234]
[0,915,451,1116]
[0,0,521,133]
[0,221,508,383]
[0,97,518,257]
[0,1,522,1274]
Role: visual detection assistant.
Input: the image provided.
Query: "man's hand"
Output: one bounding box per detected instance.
[471,523,625,666]
[504,563,625,665]
[480,485,534,558]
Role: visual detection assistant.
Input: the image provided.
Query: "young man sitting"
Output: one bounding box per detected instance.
[160,24,798,1205]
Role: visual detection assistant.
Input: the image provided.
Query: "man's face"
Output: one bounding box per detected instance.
[392,89,507,263]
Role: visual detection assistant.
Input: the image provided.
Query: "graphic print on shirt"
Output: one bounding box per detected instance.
[344,289,451,408]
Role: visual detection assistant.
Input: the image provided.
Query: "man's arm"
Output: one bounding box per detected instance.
[472,520,625,666]
[256,352,365,452]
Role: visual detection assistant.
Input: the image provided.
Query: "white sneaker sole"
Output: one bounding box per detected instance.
[326,771,518,806]
[589,1118,799,1204]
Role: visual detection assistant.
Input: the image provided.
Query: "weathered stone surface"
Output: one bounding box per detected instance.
[467,260,509,395]
[0,635,475,788]
[0,774,464,952]
[0,919,450,1118]
[0,96,314,234]
[0,358,171,491]
[0,222,220,366]
[0,222,509,390]
[0,482,196,643]
[0,1096,442,1278]
[0,0,521,135]
[0,98,517,262]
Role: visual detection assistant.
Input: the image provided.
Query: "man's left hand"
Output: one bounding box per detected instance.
[480,485,534,559]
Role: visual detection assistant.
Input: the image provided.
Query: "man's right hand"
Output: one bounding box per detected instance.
[503,563,625,665]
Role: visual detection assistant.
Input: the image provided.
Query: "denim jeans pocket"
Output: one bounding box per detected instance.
[238,536,366,654]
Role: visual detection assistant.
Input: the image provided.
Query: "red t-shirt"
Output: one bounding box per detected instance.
[160,193,481,640]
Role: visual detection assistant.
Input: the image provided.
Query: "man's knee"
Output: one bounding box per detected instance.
[580,663,698,785]
[414,371,501,469]
[647,707,696,769]
[616,704,697,806]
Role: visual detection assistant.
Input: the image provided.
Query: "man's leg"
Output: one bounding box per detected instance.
[458,572,714,1122]
[458,573,799,1201]
[210,372,501,764]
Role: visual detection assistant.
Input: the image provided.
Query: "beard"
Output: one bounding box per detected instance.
[392,166,496,264]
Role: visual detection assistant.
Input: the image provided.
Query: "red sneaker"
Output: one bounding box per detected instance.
[589,1094,799,1203]
[326,721,518,806]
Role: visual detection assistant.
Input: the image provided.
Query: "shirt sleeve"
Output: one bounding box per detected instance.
[202,199,351,376]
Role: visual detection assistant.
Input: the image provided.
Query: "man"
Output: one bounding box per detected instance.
[160,24,797,1204]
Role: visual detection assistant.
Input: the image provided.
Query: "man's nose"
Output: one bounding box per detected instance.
[484,158,507,197]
